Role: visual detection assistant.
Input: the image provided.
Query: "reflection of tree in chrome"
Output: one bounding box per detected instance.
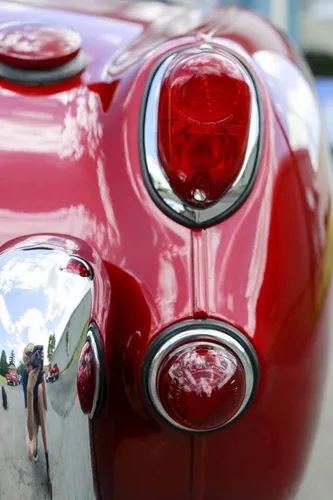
[0,349,8,376]
[47,333,56,363]
[8,349,15,365]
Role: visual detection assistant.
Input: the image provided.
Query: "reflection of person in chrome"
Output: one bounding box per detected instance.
[22,343,48,462]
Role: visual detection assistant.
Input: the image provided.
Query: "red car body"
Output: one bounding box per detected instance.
[1,1,333,499]
[5,373,19,386]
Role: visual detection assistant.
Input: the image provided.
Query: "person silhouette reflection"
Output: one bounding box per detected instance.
[22,343,48,462]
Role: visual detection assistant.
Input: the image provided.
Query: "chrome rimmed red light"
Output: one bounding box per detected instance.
[64,257,93,280]
[158,50,251,207]
[144,325,258,433]
[77,329,101,419]
[142,44,260,227]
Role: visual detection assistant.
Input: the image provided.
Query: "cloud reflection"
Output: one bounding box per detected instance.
[0,249,91,364]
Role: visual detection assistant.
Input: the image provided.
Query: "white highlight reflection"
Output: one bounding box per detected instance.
[0,250,90,364]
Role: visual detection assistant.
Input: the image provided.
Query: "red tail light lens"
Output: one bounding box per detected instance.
[158,49,252,207]
[158,342,245,431]
[66,257,92,279]
[77,338,97,416]
[145,325,258,432]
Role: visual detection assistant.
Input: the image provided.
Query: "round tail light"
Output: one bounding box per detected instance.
[143,322,258,433]
[77,328,102,419]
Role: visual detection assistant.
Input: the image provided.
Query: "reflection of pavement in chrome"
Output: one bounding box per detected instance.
[0,382,94,500]
[0,382,50,499]
[48,291,91,419]
[47,356,80,419]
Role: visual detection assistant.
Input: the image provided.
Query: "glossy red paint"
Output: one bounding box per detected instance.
[0,22,81,69]
[0,2,331,500]
[188,105,333,500]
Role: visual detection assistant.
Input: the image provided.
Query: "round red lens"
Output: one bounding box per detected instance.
[157,342,246,431]
[66,258,90,278]
[158,49,252,207]
[77,340,96,415]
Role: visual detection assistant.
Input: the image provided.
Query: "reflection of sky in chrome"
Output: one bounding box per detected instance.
[0,250,90,365]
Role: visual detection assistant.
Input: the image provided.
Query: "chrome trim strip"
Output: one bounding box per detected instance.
[143,46,261,226]
[87,329,101,420]
[147,328,255,432]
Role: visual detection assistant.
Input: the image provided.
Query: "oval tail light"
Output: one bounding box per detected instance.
[142,322,259,432]
[142,45,261,227]
[77,325,104,419]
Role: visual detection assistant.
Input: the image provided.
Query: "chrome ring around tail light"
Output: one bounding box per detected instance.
[142,320,259,433]
[78,323,105,420]
[86,328,102,420]
[140,43,262,228]
[65,255,94,280]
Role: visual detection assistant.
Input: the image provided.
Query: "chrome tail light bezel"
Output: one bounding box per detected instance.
[139,44,263,229]
[79,323,106,420]
[141,319,260,433]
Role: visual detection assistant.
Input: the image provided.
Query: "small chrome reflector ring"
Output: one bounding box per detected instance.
[77,324,104,420]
